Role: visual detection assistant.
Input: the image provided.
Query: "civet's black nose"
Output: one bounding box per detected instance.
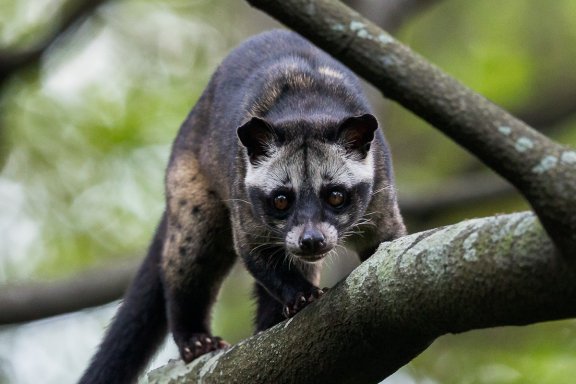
[299,227,326,255]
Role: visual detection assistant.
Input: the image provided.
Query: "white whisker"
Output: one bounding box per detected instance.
[371,184,393,196]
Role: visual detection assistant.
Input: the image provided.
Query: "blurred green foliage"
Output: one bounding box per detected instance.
[0,0,576,383]
[409,320,576,384]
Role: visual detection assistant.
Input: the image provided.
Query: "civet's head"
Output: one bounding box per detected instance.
[237,114,377,262]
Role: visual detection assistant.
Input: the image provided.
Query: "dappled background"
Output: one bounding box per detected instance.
[1,0,576,383]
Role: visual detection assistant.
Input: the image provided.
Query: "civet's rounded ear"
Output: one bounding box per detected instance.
[337,113,378,159]
[237,117,277,165]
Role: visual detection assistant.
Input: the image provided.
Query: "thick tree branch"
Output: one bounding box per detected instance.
[0,261,136,324]
[246,0,576,257]
[147,212,576,384]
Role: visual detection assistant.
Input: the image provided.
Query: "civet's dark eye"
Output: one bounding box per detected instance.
[326,190,346,208]
[273,194,290,211]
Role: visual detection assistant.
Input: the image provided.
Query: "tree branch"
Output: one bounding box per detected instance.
[0,261,136,324]
[245,0,576,257]
[147,212,576,384]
